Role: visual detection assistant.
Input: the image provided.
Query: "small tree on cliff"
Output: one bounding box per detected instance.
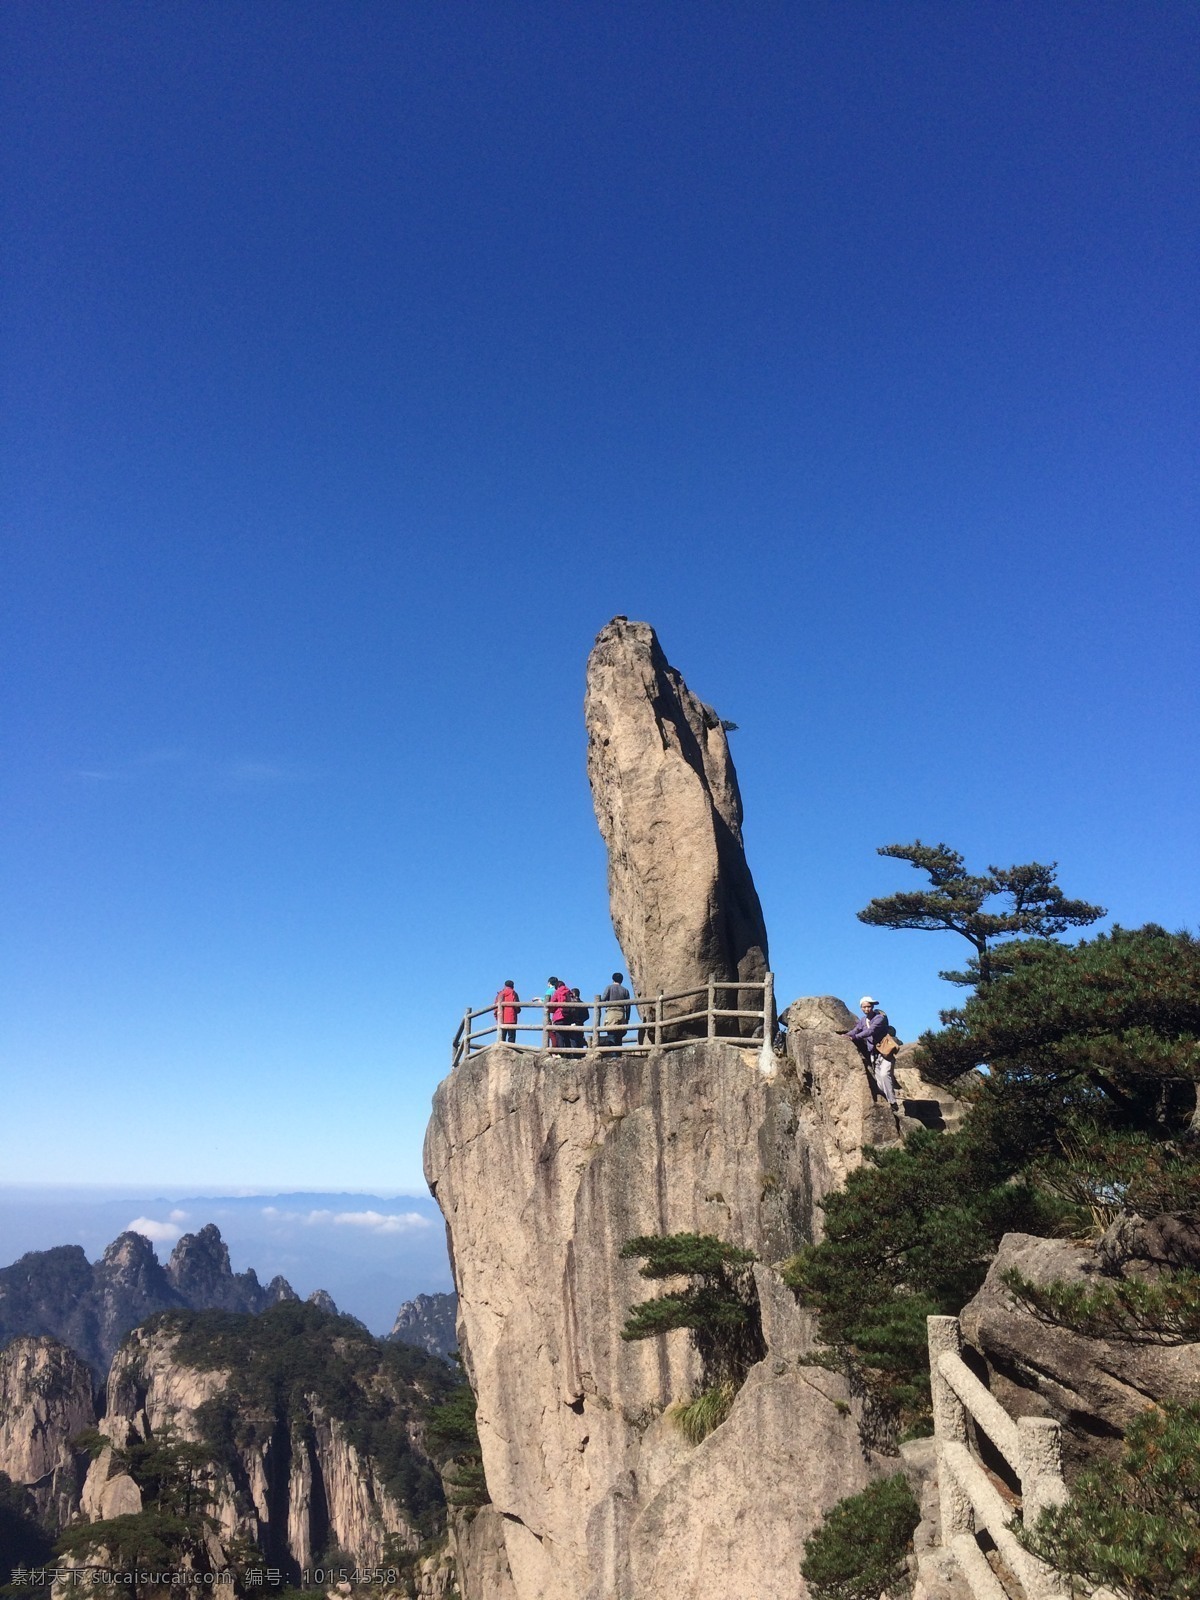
[619,1234,764,1440]
[857,841,1104,987]
[55,1429,220,1600]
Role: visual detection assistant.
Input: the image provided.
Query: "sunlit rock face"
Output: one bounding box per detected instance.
[87,1322,433,1571]
[584,618,769,1006]
[425,1040,900,1600]
[0,1335,95,1526]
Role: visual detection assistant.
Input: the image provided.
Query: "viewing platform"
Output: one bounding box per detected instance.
[451,974,775,1069]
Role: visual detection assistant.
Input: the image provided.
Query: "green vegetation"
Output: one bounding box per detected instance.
[425,1380,488,1510]
[668,1381,737,1444]
[55,1428,221,1600]
[800,864,1200,1592]
[919,924,1200,1114]
[800,1473,920,1600]
[619,1233,764,1442]
[1001,1265,1200,1345]
[857,840,1104,986]
[1022,1402,1200,1600]
[786,918,1200,1428]
[783,1126,1065,1423]
[159,1300,455,1536]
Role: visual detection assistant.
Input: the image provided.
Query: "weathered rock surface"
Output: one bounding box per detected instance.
[781,996,902,1194]
[584,618,769,1006]
[960,1231,1200,1473]
[425,1040,901,1600]
[447,1507,515,1600]
[389,1292,458,1359]
[0,1226,297,1379]
[1097,1208,1200,1272]
[88,1321,432,1571]
[0,1336,95,1525]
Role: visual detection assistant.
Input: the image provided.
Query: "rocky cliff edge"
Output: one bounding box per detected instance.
[424,1019,941,1600]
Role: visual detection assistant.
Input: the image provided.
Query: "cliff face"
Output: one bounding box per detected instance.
[424,1034,903,1600]
[0,1336,95,1527]
[87,1318,436,1573]
[389,1293,458,1360]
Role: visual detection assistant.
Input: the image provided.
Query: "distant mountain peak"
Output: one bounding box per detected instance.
[0,1224,297,1378]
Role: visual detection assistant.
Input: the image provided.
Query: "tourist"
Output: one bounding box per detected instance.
[843,996,899,1110]
[600,972,631,1047]
[549,978,572,1051]
[495,980,520,1046]
[565,986,589,1051]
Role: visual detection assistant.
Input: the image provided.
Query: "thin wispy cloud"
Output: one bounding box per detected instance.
[73,751,312,789]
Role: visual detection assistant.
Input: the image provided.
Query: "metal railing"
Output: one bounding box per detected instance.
[927,1315,1118,1600]
[451,974,775,1070]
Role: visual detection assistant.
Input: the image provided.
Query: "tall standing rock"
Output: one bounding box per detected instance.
[584,618,769,1003]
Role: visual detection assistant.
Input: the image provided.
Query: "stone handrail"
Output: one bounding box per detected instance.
[927,1315,1120,1600]
[452,974,775,1071]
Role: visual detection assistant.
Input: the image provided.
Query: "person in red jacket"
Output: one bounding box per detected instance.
[495,980,520,1046]
[550,979,573,1052]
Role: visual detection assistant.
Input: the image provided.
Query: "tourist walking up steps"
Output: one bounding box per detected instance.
[843,996,900,1111]
[601,972,631,1047]
[495,980,519,1045]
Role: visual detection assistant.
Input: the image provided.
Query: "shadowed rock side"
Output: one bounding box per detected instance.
[584,618,769,1004]
[425,1028,911,1600]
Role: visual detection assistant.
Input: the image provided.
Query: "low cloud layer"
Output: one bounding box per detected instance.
[261,1206,430,1234]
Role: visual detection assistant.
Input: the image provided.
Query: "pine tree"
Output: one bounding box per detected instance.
[857,841,1104,986]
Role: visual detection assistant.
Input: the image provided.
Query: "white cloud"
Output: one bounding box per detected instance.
[331,1210,430,1234]
[168,1209,189,1222]
[128,1216,183,1244]
[259,1205,430,1235]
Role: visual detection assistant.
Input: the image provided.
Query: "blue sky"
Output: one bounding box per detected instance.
[2,2,1196,1195]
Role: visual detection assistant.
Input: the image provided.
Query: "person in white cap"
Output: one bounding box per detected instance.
[843,996,899,1111]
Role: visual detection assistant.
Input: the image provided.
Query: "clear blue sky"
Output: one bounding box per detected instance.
[3,2,1196,1192]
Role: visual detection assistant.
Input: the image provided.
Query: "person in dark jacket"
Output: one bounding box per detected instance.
[600,972,631,1047]
[843,995,899,1109]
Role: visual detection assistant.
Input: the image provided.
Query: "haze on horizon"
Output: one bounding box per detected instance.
[3,3,1196,1195]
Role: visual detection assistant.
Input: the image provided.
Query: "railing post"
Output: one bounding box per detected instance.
[655,991,663,1047]
[541,1000,549,1052]
[1018,1415,1068,1527]
[707,979,715,1039]
[758,971,775,1074]
[592,995,601,1049]
[928,1315,973,1543]
[463,1008,472,1062]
